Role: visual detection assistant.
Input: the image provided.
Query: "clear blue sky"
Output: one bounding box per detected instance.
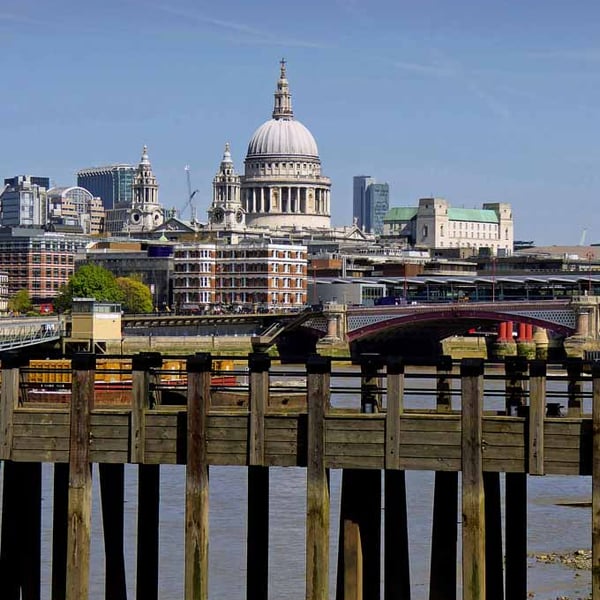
[2,0,600,245]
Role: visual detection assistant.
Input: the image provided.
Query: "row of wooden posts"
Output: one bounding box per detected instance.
[0,351,600,599]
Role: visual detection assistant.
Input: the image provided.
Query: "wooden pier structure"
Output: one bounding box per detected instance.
[0,351,600,599]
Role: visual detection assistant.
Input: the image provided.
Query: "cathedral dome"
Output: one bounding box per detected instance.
[247,118,318,159]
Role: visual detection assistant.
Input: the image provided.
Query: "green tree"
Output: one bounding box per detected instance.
[54,264,124,311]
[115,277,153,314]
[8,289,33,314]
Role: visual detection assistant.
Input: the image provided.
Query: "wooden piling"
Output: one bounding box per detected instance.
[592,362,600,600]
[248,352,271,600]
[66,352,95,600]
[184,353,211,600]
[483,472,503,600]
[0,462,23,599]
[136,464,160,600]
[384,357,410,600]
[338,469,382,600]
[504,357,527,600]
[461,358,485,600]
[131,352,162,463]
[306,355,331,600]
[99,463,127,600]
[0,351,22,460]
[0,352,29,599]
[52,463,69,600]
[429,471,458,600]
[132,352,162,600]
[430,355,457,600]
[566,358,583,417]
[436,355,453,412]
[528,360,546,476]
[385,357,404,470]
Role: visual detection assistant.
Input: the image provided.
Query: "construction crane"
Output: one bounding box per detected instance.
[183,165,199,223]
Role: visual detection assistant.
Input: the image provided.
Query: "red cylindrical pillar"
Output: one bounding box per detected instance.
[526,324,533,341]
[518,323,527,342]
[498,322,507,342]
[506,321,514,341]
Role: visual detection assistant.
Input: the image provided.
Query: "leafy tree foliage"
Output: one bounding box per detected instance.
[116,277,153,314]
[8,289,33,314]
[54,264,123,311]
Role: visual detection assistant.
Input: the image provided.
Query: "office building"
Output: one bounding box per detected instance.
[47,186,105,234]
[383,197,514,255]
[0,227,89,301]
[0,175,50,227]
[353,176,389,235]
[77,164,135,210]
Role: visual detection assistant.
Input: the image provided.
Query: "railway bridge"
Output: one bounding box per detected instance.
[293,296,600,357]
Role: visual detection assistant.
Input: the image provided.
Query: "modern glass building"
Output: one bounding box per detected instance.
[0,175,50,227]
[352,175,389,235]
[367,182,389,236]
[77,164,135,210]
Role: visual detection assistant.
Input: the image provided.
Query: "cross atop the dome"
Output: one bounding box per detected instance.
[273,59,293,120]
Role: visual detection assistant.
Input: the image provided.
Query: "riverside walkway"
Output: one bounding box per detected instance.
[0,352,599,600]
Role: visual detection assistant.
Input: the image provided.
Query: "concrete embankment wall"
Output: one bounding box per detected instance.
[110,336,256,356]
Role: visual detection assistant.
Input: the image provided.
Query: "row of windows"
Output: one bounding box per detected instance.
[246,161,318,175]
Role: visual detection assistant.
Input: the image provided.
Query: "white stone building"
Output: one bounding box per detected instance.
[208,143,245,230]
[105,146,165,234]
[383,198,514,255]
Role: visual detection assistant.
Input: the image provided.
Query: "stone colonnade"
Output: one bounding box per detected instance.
[242,186,330,215]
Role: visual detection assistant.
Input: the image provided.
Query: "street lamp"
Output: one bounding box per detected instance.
[491,256,497,303]
[586,251,594,295]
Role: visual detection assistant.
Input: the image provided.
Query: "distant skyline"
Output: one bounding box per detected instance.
[2,0,600,245]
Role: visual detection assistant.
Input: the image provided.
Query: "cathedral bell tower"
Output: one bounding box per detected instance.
[128,145,164,232]
[209,143,244,229]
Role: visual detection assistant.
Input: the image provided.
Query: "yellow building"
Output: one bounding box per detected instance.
[64,298,122,353]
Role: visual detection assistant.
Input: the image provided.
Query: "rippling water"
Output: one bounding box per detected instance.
[26,366,595,598]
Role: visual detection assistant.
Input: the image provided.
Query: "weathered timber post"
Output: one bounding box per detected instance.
[385,356,404,470]
[430,355,457,600]
[592,362,600,600]
[306,355,331,600]
[132,352,162,600]
[461,358,485,600]
[436,355,453,413]
[483,471,503,600]
[360,353,384,413]
[248,352,270,600]
[99,463,126,600]
[504,356,527,600]
[66,352,96,600]
[528,360,546,476]
[185,353,211,600]
[337,354,383,600]
[0,352,27,599]
[484,355,503,600]
[384,356,411,600]
[0,350,23,459]
[52,463,69,600]
[592,361,600,600]
[566,358,583,417]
